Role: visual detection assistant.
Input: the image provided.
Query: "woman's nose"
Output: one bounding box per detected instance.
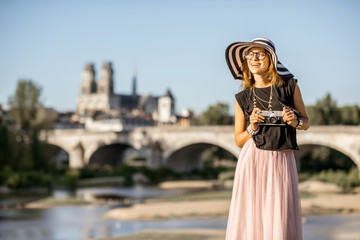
[253,53,260,60]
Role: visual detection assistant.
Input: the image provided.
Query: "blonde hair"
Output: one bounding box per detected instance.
[242,51,283,89]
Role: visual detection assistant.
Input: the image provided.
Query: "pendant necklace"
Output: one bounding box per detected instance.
[252,85,273,111]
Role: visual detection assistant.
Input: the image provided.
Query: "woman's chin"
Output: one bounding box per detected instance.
[251,71,267,76]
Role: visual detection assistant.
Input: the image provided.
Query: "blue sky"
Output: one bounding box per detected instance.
[0,0,359,114]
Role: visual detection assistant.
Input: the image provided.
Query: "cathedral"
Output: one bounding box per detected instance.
[74,61,186,131]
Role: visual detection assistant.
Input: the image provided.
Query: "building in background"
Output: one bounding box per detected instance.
[68,61,191,131]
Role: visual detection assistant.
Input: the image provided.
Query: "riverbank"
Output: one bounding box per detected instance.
[104,191,360,221]
[100,188,360,240]
[301,192,360,215]
[23,180,360,216]
[9,181,360,240]
[102,180,359,220]
[92,216,360,240]
[25,196,90,208]
[96,229,226,240]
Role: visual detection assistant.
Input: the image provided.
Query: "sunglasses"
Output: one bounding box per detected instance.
[245,51,267,60]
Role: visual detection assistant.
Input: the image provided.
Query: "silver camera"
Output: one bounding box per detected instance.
[257,110,285,126]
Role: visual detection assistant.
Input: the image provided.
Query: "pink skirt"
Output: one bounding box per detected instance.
[225,138,302,240]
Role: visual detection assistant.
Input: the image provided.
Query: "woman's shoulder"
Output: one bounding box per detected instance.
[276,77,298,96]
[235,88,251,109]
[282,77,298,88]
[235,87,250,99]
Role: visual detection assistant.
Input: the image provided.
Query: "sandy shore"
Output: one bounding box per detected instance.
[105,199,230,220]
[21,181,360,240]
[104,180,360,220]
[97,229,226,240]
[105,192,360,220]
[102,191,360,240]
[301,192,360,215]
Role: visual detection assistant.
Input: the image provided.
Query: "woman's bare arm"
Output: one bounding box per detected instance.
[283,83,310,130]
[234,100,252,148]
[293,83,310,130]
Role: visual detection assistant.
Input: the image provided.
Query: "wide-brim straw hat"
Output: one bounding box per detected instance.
[225,38,294,80]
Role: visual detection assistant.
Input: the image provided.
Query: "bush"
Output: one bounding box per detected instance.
[218,170,235,181]
[298,172,312,183]
[3,171,53,189]
[65,169,80,189]
[0,166,13,185]
[24,171,53,188]
[348,166,360,187]
[302,166,360,190]
[136,166,175,184]
[5,173,21,188]
[78,167,99,179]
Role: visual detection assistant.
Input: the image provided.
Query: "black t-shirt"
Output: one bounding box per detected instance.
[235,78,299,151]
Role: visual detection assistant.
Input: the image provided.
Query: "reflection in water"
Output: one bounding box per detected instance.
[0,188,360,240]
[1,205,360,240]
[0,204,227,240]
[0,205,113,240]
[76,184,190,200]
[303,214,360,240]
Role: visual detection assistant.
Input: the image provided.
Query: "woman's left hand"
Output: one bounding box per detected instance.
[282,107,298,127]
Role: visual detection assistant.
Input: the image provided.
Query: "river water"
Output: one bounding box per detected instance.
[0,188,359,240]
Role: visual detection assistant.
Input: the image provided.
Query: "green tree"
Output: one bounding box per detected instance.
[339,105,360,125]
[0,114,14,168]
[306,93,341,125]
[7,80,57,171]
[195,102,234,125]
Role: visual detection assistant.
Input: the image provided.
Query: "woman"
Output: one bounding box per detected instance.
[224,38,310,240]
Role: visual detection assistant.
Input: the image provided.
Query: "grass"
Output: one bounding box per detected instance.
[27,196,89,207]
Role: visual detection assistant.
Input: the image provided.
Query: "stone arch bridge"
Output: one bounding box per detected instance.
[40,126,360,173]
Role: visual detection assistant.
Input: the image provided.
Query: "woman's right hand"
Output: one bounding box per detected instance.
[250,108,264,130]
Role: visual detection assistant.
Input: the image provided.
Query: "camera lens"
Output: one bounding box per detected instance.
[269,116,279,124]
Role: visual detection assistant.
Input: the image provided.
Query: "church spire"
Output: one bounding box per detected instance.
[132,65,137,97]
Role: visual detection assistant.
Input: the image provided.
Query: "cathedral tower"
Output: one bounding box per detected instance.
[81,63,96,94]
[97,61,114,95]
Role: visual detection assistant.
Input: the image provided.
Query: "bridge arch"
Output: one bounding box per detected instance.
[297,139,360,170]
[41,139,72,156]
[164,138,239,161]
[40,126,360,175]
[88,142,136,167]
[41,143,70,167]
[165,139,239,172]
